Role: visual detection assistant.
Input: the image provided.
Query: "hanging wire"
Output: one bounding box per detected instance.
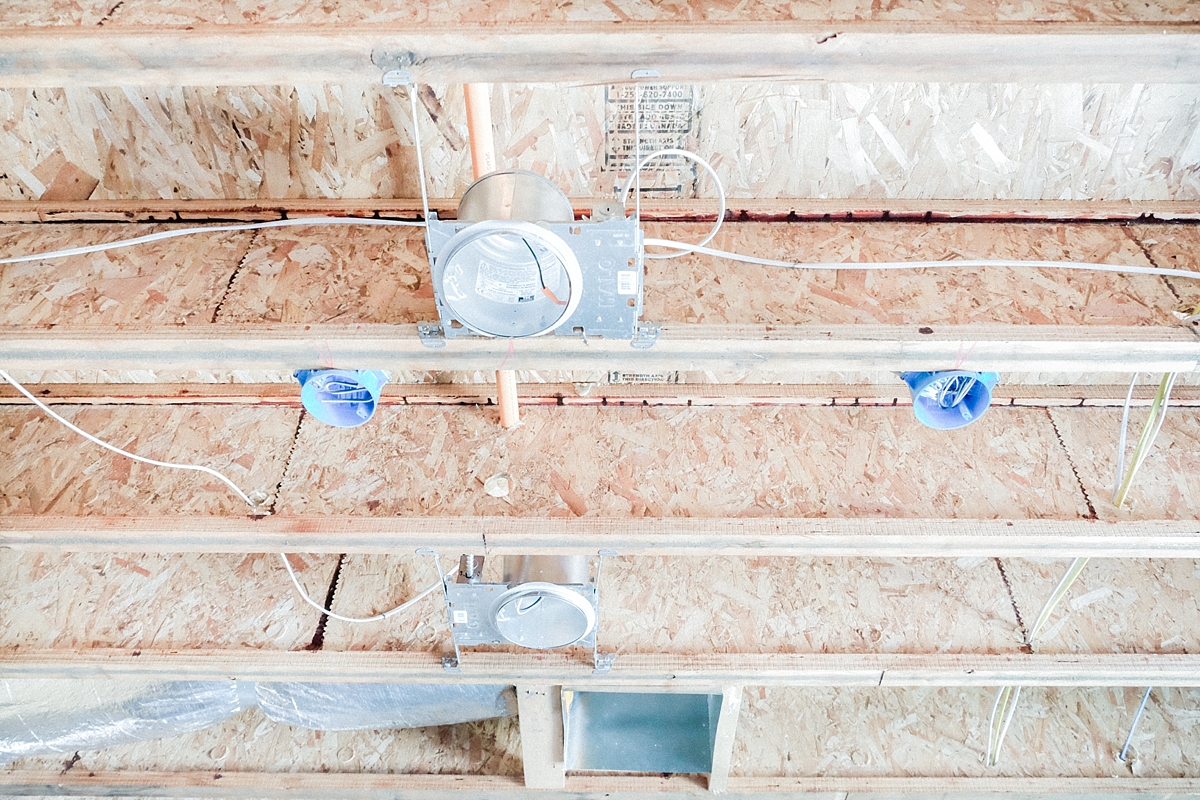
[0,368,264,510]
[1114,372,1140,499]
[1113,373,1178,509]
[986,685,1023,767]
[1119,686,1154,763]
[0,369,446,625]
[639,238,1200,281]
[987,554,1092,768]
[280,553,454,624]
[407,82,431,224]
[1027,556,1092,646]
[618,148,727,260]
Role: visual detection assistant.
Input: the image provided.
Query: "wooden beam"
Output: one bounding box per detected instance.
[4,381,1200,408]
[4,771,1199,798]
[5,516,1200,557]
[0,25,1198,87]
[706,686,743,794]
[516,686,567,790]
[4,649,1199,687]
[3,324,1196,375]
[2,198,1199,224]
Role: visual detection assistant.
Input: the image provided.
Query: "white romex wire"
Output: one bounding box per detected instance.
[0,368,445,625]
[641,238,1200,282]
[280,555,455,624]
[0,217,426,266]
[619,148,727,260]
[0,368,261,508]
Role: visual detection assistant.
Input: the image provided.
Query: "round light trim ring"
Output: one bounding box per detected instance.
[435,220,583,338]
[490,581,597,650]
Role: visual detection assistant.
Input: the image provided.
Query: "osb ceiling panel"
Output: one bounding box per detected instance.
[0,83,1197,203]
[2,0,1198,26]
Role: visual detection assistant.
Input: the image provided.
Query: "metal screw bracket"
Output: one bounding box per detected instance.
[591,549,618,674]
[418,547,464,671]
[590,201,626,222]
[382,70,415,87]
[592,652,616,675]
[417,322,447,349]
[631,323,660,349]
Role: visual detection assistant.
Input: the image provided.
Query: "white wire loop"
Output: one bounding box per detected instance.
[280,554,455,624]
[619,148,727,260]
[0,368,264,510]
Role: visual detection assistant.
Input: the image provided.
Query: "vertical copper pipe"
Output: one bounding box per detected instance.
[464,83,498,180]
[464,82,519,429]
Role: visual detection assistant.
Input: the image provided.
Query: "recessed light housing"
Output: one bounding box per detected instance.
[425,171,644,342]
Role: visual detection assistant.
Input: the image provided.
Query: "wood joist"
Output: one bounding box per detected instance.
[1,21,1199,87]
[3,14,1200,786]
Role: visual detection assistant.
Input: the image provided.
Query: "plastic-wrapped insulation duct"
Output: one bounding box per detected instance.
[0,680,516,764]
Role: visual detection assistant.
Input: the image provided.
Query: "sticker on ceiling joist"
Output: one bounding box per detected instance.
[603,84,697,198]
[608,370,680,385]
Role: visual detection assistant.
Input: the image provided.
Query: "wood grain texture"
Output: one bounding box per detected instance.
[7,516,1200,556]
[0,27,1198,87]
[5,768,1195,798]
[2,323,1195,376]
[6,0,1200,27]
[2,649,1200,686]
[3,83,1200,204]
[733,686,1200,779]
[2,198,1200,223]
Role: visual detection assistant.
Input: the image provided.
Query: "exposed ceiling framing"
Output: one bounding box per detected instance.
[2,0,1200,797]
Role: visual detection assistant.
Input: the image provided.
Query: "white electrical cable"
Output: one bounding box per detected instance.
[407,84,431,223]
[619,148,727,260]
[641,238,1200,282]
[0,217,425,267]
[0,368,448,624]
[1114,372,1139,498]
[0,368,263,509]
[620,145,1200,283]
[280,553,455,624]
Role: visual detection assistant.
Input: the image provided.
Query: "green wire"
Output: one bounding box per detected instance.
[1113,373,1177,509]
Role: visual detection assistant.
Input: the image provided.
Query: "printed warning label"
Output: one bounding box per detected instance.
[475,259,539,304]
[616,270,638,295]
[604,83,697,197]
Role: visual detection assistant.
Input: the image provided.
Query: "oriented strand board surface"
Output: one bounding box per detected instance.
[642,222,1178,327]
[0,405,299,515]
[0,224,250,326]
[732,686,1200,779]
[5,706,522,776]
[5,0,1200,25]
[216,223,432,325]
[321,554,1021,656]
[997,558,1200,656]
[275,406,1087,519]
[1134,224,1200,319]
[1,83,1198,202]
[1047,408,1200,521]
[2,221,1181,327]
[0,552,333,650]
[597,555,1021,656]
